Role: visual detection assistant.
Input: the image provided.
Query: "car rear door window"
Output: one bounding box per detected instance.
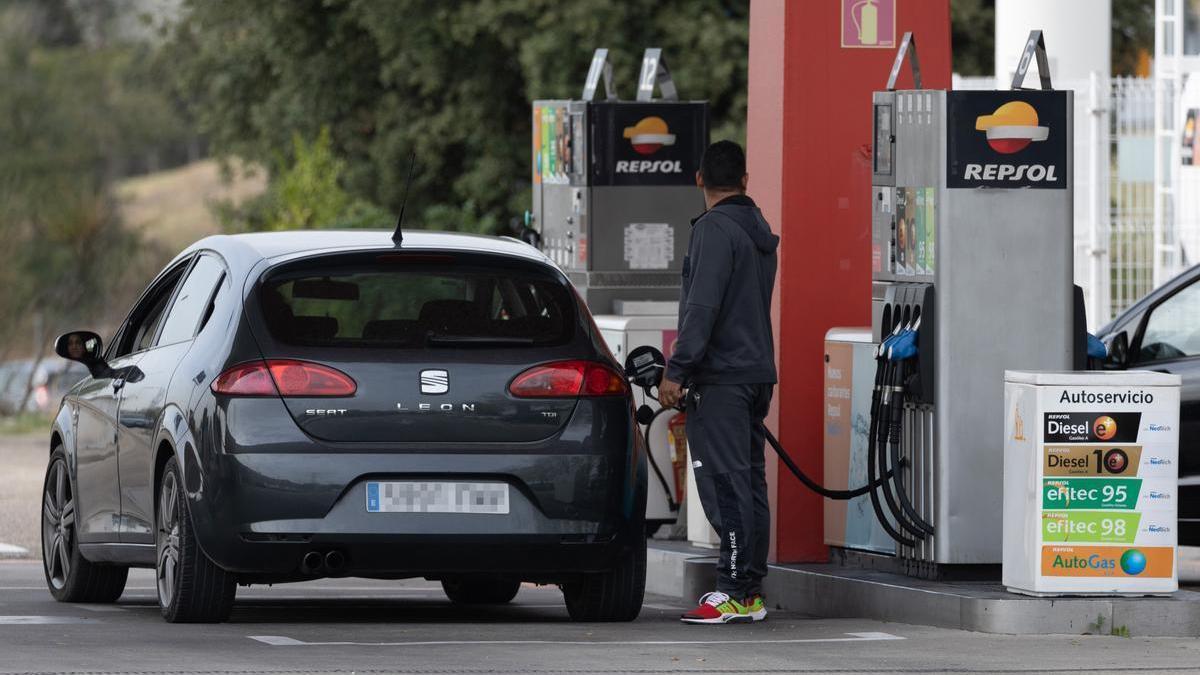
[156,255,226,347]
[1138,283,1200,362]
[110,259,192,358]
[260,260,574,348]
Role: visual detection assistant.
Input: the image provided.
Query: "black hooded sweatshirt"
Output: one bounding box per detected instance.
[665,194,780,385]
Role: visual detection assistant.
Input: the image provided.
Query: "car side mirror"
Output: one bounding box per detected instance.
[624,345,666,390]
[1103,331,1130,369]
[55,331,109,377]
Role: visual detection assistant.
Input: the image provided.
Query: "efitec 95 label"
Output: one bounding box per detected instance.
[1042,478,1140,510]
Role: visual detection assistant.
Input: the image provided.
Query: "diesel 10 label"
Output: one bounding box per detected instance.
[1043,445,1141,477]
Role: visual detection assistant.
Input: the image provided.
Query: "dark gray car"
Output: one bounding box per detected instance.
[42,230,647,623]
[1097,265,1200,545]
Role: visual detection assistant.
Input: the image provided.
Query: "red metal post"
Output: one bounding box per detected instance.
[746,0,952,563]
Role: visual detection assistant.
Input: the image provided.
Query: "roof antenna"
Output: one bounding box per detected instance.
[393,152,416,245]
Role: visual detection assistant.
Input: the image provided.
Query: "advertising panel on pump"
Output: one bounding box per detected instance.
[947,90,1069,189]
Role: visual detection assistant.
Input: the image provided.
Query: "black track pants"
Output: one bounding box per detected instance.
[685,382,773,599]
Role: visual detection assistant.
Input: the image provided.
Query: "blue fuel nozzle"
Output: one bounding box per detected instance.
[888,328,918,361]
[1087,332,1108,360]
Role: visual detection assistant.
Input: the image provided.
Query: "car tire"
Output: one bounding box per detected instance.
[562,533,646,622]
[42,447,128,603]
[441,576,521,604]
[157,456,236,623]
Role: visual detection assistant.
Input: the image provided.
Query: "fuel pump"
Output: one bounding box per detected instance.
[531,48,708,314]
[843,30,1081,574]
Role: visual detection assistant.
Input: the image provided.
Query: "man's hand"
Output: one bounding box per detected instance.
[659,377,684,409]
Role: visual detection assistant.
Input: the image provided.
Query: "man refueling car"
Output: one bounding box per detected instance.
[658,140,780,624]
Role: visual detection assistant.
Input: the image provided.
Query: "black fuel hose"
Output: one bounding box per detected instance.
[762,425,893,500]
[874,361,929,540]
[644,397,894,503]
[887,361,935,536]
[866,360,919,547]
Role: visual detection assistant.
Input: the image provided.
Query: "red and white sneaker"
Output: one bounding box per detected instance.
[680,591,767,624]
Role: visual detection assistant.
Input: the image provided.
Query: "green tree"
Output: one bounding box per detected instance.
[219,126,390,232]
[951,0,994,77]
[165,0,749,234]
[0,0,181,367]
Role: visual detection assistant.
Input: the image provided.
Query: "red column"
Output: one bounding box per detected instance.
[747,0,952,563]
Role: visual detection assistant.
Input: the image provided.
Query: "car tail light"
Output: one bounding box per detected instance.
[509,360,628,398]
[212,360,356,397]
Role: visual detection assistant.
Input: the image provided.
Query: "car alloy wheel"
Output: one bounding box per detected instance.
[156,469,181,608]
[42,458,75,590]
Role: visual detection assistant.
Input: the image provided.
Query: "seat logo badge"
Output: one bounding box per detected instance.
[420,369,449,395]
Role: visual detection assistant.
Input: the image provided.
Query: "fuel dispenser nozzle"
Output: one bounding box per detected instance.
[867,321,932,545]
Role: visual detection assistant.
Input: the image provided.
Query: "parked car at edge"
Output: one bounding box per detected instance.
[42,230,647,622]
[1097,265,1200,544]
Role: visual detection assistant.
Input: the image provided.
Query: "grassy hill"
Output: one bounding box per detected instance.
[116,159,266,252]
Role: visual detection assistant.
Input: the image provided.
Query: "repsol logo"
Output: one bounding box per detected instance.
[615,160,683,174]
[1058,389,1154,405]
[963,163,1058,182]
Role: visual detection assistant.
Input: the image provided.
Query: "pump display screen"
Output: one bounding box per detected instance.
[874,104,893,175]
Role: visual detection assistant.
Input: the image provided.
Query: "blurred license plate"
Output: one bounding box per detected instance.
[365,481,509,514]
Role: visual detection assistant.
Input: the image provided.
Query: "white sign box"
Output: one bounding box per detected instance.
[1003,370,1181,596]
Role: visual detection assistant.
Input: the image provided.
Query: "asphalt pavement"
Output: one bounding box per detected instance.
[4,561,1200,674]
[7,432,1200,673]
[0,434,43,559]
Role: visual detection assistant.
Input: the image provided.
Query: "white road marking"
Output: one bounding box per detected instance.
[0,586,440,592]
[77,605,125,612]
[248,631,904,647]
[0,615,94,624]
[642,602,683,610]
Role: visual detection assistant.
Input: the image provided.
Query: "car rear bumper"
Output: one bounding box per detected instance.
[185,397,646,581]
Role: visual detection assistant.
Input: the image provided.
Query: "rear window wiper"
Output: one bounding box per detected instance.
[424,334,536,347]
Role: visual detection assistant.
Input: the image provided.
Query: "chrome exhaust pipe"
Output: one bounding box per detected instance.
[324,550,346,574]
[300,550,324,575]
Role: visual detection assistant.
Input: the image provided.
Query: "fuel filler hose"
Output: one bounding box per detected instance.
[645,396,895,503]
[634,332,939,547]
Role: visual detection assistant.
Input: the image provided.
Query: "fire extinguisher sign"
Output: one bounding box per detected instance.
[841,0,895,49]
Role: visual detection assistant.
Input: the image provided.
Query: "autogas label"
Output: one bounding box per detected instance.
[1042,478,1141,510]
[1041,545,1174,578]
[1043,412,1142,443]
[1042,511,1141,544]
[1043,445,1142,477]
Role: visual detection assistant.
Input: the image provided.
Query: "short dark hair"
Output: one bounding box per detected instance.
[699,140,746,190]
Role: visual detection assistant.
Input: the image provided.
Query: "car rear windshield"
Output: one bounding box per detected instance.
[260,256,576,348]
